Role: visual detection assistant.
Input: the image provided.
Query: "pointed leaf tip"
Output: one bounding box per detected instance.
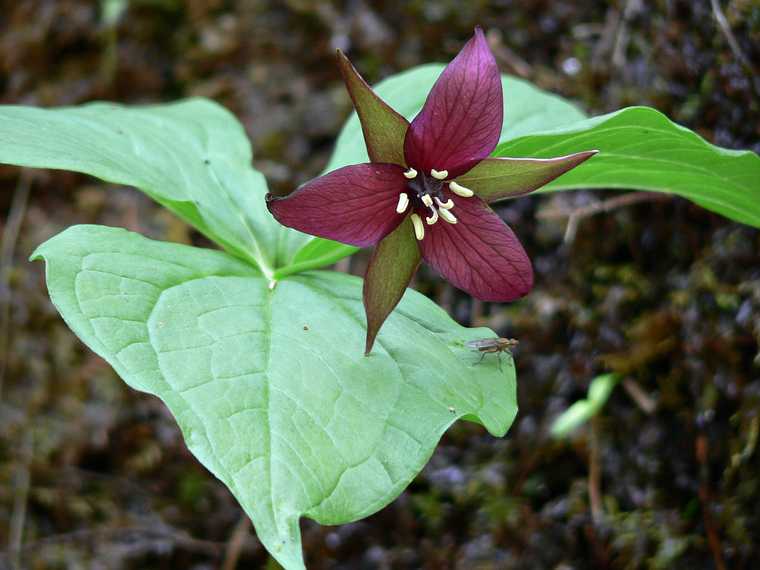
[457,150,599,203]
[337,51,409,166]
[363,217,421,354]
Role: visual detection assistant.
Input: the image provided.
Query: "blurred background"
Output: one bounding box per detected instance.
[1,1,759,568]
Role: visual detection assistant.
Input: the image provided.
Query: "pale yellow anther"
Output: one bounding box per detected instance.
[403,167,418,179]
[411,213,425,240]
[425,208,439,225]
[430,169,448,180]
[439,208,458,224]
[435,197,454,210]
[449,180,474,197]
[396,193,410,214]
[421,194,433,207]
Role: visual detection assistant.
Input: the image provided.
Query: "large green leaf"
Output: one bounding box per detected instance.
[32,224,517,570]
[495,106,760,228]
[0,99,312,277]
[300,64,588,267]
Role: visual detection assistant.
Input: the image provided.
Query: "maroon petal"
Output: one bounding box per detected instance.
[456,151,598,203]
[337,50,409,165]
[404,28,503,178]
[363,217,421,355]
[266,163,408,247]
[418,194,532,302]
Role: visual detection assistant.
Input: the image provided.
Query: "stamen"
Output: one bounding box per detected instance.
[403,167,418,179]
[439,208,458,224]
[396,193,409,213]
[435,197,454,210]
[449,181,474,197]
[425,208,439,225]
[411,213,425,240]
[430,169,448,180]
[421,194,433,207]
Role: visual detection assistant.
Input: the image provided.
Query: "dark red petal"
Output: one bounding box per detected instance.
[456,151,598,203]
[337,51,409,165]
[419,195,532,302]
[363,217,421,355]
[266,163,407,248]
[404,28,503,178]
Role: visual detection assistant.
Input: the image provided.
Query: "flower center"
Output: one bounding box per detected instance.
[395,167,474,240]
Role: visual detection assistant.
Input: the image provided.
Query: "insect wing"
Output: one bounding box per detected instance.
[466,338,500,351]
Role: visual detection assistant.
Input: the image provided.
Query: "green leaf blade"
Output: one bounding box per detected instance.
[362,217,421,355]
[34,224,517,569]
[1,99,314,274]
[496,106,760,228]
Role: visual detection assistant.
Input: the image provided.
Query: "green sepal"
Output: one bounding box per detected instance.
[363,217,421,354]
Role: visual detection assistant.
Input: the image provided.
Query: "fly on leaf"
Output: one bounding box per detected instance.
[467,337,518,370]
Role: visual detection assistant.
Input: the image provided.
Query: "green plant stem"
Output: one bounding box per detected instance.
[0,172,31,401]
[272,244,357,280]
[588,415,603,524]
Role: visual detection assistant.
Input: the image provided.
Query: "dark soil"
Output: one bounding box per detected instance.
[1,1,759,569]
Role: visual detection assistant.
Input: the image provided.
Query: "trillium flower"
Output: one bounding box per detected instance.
[267,28,597,354]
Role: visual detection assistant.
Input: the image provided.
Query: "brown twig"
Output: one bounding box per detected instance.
[621,378,657,414]
[710,0,760,95]
[7,432,33,570]
[591,6,621,70]
[538,192,671,244]
[0,171,32,400]
[5,525,224,559]
[696,434,727,570]
[486,28,533,78]
[221,514,252,570]
[588,415,603,525]
[612,0,643,68]
[538,191,670,221]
